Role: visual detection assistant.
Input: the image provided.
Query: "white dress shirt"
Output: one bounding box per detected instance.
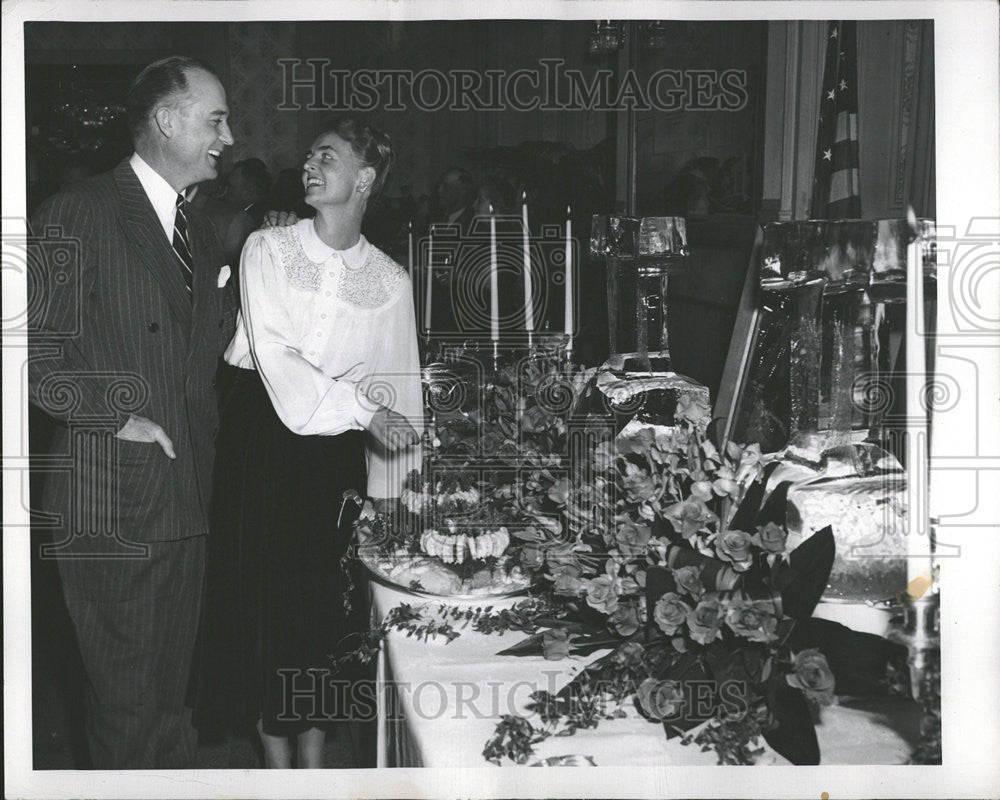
[129,152,179,241]
[224,218,424,498]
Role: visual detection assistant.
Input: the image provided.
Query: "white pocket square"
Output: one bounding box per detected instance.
[217,265,232,288]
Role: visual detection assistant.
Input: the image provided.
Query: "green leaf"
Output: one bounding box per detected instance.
[762,682,819,765]
[780,526,835,618]
[755,480,792,528]
[728,461,782,531]
[496,633,546,656]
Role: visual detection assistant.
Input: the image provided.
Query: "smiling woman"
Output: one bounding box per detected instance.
[303,115,394,218]
[192,114,422,769]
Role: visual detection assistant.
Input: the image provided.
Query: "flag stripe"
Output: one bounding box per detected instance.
[811,20,861,219]
[835,111,857,142]
[829,168,861,203]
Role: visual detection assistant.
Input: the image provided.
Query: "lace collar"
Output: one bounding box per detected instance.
[297,218,369,269]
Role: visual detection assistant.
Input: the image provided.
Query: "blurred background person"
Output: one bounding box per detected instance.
[432,166,475,233]
[270,167,312,219]
[196,158,271,269]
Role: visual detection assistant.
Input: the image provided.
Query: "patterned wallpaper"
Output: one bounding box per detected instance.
[25,22,171,51]
[634,21,767,216]
[226,23,300,174]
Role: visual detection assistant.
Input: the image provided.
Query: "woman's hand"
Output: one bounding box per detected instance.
[367,407,419,452]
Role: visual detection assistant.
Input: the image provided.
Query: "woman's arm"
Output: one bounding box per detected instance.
[239,231,376,435]
[363,273,425,499]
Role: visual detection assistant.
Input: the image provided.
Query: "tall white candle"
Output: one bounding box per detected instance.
[407,220,414,283]
[905,233,929,596]
[425,225,433,333]
[522,191,534,334]
[564,205,573,345]
[490,206,499,343]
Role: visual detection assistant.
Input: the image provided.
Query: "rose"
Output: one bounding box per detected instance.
[686,597,726,645]
[725,598,780,643]
[652,592,692,636]
[593,440,616,472]
[621,462,657,503]
[675,393,711,424]
[615,520,652,555]
[519,542,545,571]
[618,427,655,456]
[585,576,620,614]
[546,542,583,573]
[552,572,585,597]
[786,648,836,706]
[636,678,685,721]
[663,499,712,539]
[654,430,686,455]
[608,601,642,637]
[754,521,787,553]
[547,477,571,506]
[611,641,646,669]
[711,466,740,498]
[663,426,693,452]
[541,628,573,661]
[690,480,714,502]
[521,404,552,433]
[715,530,754,571]
[671,566,705,600]
[713,477,738,497]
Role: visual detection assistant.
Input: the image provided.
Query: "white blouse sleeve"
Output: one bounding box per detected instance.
[363,277,424,500]
[239,231,376,436]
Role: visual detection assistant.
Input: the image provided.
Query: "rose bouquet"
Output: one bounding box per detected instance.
[485,397,909,765]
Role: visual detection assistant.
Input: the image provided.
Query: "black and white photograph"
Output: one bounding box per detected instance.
[3,1,998,798]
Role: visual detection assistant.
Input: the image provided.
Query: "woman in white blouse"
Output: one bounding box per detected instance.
[193,116,421,767]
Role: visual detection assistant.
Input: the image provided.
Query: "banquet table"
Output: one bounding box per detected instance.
[370,581,922,769]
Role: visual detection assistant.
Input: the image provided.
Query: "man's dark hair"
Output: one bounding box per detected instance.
[125,55,214,142]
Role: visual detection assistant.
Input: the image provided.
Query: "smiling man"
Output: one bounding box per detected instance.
[28,56,236,769]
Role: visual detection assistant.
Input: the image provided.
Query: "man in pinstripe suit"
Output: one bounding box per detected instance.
[29,56,236,769]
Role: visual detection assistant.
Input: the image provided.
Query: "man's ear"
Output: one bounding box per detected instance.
[154,107,173,138]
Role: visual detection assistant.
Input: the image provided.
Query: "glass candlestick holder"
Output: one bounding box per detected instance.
[592,214,689,375]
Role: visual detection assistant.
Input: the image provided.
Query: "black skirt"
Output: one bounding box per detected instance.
[193,363,369,738]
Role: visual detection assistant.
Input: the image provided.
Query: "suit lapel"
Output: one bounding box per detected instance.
[185,212,217,353]
[114,160,193,336]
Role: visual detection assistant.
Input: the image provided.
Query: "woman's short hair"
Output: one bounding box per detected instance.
[125,55,214,142]
[314,114,394,201]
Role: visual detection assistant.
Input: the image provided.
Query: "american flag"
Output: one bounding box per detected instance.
[811,20,861,219]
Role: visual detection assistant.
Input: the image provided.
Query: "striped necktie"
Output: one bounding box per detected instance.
[171,193,194,295]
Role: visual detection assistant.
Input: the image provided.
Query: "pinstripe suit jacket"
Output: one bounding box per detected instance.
[29,159,237,552]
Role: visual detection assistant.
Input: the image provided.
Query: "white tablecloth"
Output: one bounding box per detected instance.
[371,582,920,768]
